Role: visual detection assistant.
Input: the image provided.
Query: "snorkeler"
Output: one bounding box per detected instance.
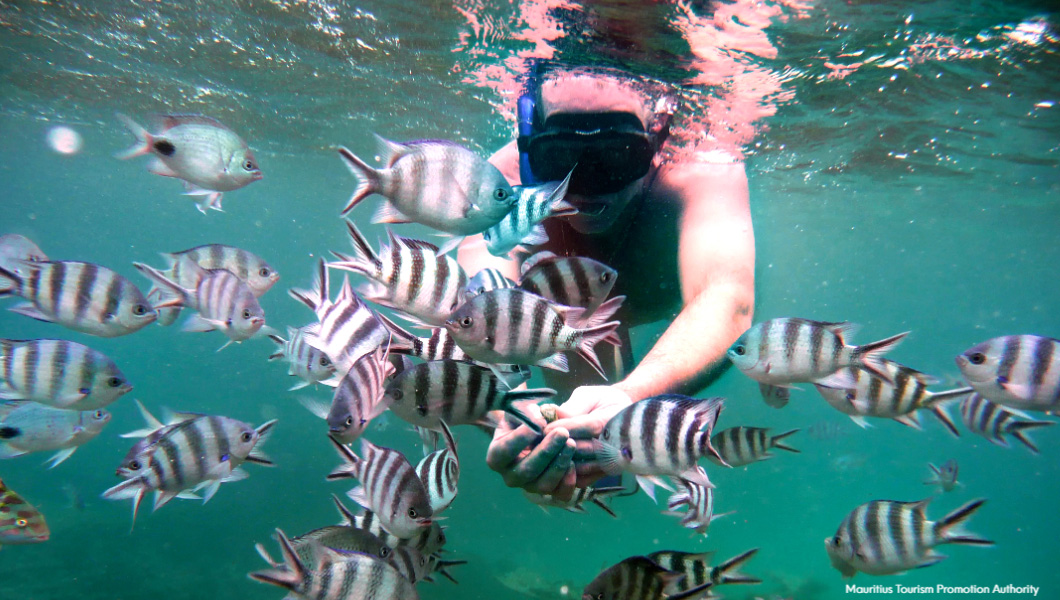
[458,65,756,500]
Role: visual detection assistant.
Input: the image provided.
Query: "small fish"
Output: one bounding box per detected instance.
[301,346,393,444]
[289,259,408,377]
[0,477,50,545]
[807,420,848,441]
[116,113,262,213]
[727,318,908,388]
[348,508,447,556]
[444,288,621,379]
[0,338,132,410]
[956,335,1060,412]
[825,498,992,577]
[582,555,713,600]
[517,252,619,321]
[663,466,732,535]
[0,234,47,277]
[758,383,791,409]
[0,402,111,467]
[593,395,726,502]
[925,459,959,493]
[384,360,554,433]
[337,137,516,236]
[326,437,434,539]
[279,498,394,565]
[814,360,970,435]
[149,244,278,326]
[135,257,267,346]
[523,485,626,518]
[0,260,156,337]
[959,393,1054,454]
[329,221,468,326]
[249,528,419,600]
[103,404,276,525]
[483,173,576,257]
[647,548,762,589]
[415,421,459,514]
[464,267,516,299]
[268,325,337,390]
[706,427,800,468]
[386,545,433,583]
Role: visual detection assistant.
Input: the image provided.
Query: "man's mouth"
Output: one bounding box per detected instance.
[575,202,608,217]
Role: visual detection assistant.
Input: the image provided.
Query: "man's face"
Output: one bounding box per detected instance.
[563,176,645,234]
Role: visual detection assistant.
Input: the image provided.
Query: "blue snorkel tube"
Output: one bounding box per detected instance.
[517,93,538,185]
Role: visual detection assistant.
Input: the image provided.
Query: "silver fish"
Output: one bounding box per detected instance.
[387,545,433,584]
[706,426,800,468]
[250,529,419,600]
[647,549,761,589]
[444,288,621,379]
[483,173,576,257]
[348,508,447,556]
[582,556,713,600]
[384,360,554,433]
[663,466,731,535]
[0,234,47,278]
[523,485,626,518]
[268,325,337,390]
[0,477,50,545]
[301,346,393,444]
[415,420,459,514]
[116,113,262,213]
[925,459,959,493]
[326,437,434,539]
[103,405,275,525]
[825,498,992,577]
[727,318,908,388]
[814,360,970,435]
[956,335,1060,412]
[959,393,1054,454]
[758,382,791,409]
[330,221,468,326]
[464,267,516,299]
[337,137,516,236]
[0,402,110,468]
[517,252,619,321]
[0,260,156,337]
[594,395,727,502]
[0,338,132,410]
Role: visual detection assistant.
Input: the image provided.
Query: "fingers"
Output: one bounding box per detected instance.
[485,422,541,475]
[498,427,570,489]
[547,462,579,502]
[545,413,607,439]
[528,438,575,495]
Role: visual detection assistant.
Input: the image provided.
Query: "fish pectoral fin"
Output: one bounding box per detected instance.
[521,224,549,246]
[46,447,78,469]
[8,303,53,323]
[998,380,1036,401]
[223,467,249,483]
[346,485,371,510]
[634,475,662,504]
[153,489,181,511]
[182,314,225,333]
[147,157,179,178]
[298,397,330,420]
[201,480,223,504]
[849,416,872,429]
[815,370,857,390]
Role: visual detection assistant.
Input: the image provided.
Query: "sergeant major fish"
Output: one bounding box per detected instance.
[0,234,47,277]
[348,508,447,556]
[664,466,732,535]
[0,402,110,468]
[956,334,1060,413]
[924,459,959,493]
[0,338,132,410]
[959,393,1054,454]
[0,477,49,546]
[300,346,393,444]
[582,555,714,600]
[464,267,516,299]
[268,325,337,390]
[517,252,619,322]
[647,548,762,590]
[0,260,156,337]
[706,426,800,468]
[482,173,576,257]
[523,485,627,518]
[414,420,459,514]
[116,113,262,213]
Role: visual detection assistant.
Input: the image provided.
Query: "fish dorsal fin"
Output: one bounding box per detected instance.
[157,114,231,132]
[401,237,441,253]
[819,321,858,343]
[374,134,412,167]
[331,493,359,525]
[520,251,558,276]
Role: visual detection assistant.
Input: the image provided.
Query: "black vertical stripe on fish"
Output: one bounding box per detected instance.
[641,399,662,471]
[47,261,66,314]
[975,395,994,435]
[158,435,185,489]
[390,467,419,523]
[527,296,550,357]
[209,244,223,268]
[74,263,99,321]
[1031,336,1053,391]
[810,323,824,373]
[542,261,569,306]
[414,364,432,414]
[570,258,590,305]
[683,411,697,468]
[26,340,41,395]
[26,262,41,298]
[782,319,800,363]
[185,421,207,481]
[758,319,772,366]
[465,362,483,418]
[388,240,404,294]
[892,369,910,411]
[891,502,910,563]
[862,504,882,564]
[100,274,122,322]
[432,252,450,310]
[998,335,1021,385]
[484,290,498,348]
[868,375,883,405]
[210,416,231,466]
[407,245,425,302]
[507,288,525,353]
[441,361,459,422]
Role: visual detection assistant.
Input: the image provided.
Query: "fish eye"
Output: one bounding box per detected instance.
[601,429,610,440]
[968,352,987,365]
[244,160,256,171]
[132,304,149,316]
[459,316,473,328]
[107,376,123,388]
[345,416,354,426]
[733,345,746,356]
[380,547,390,558]
[242,309,252,319]
[241,432,253,442]
[408,508,418,518]
[600,272,612,283]
[258,267,271,277]
[492,188,509,201]
[16,518,27,528]
[128,460,141,471]
[319,357,331,367]
[392,390,403,401]
[94,410,105,418]
[844,391,856,401]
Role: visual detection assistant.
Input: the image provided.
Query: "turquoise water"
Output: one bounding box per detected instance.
[1,1,1058,599]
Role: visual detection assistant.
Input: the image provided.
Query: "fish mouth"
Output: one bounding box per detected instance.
[120,384,134,394]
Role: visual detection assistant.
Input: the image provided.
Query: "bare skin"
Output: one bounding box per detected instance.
[459,110,755,501]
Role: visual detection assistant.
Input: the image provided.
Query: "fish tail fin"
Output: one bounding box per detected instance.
[248,529,305,592]
[337,146,383,216]
[288,259,329,312]
[328,220,380,276]
[934,498,993,546]
[133,262,191,307]
[330,493,358,525]
[114,113,154,159]
[921,388,970,438]
[266,333,287,360]
[0,264,22,297]
[713,547,762,585]
[374,311,418,355]
[854,331,910,382]
[324,435,360,480]
[770,429,801,453]
[576,321,622,380]
[1008,419,1054,454]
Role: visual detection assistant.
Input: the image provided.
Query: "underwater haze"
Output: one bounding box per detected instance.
[1,1,1059,599]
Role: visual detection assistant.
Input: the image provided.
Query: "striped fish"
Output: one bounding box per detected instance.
[289,259,407,378]
[758,383,791,409]
[523,485,626,518]
[464,267,516,299]
[102,404,276,525]
[149,244,278,326]
[583,555,713,600]
[423,555,468,585]
[386,545,433,583]
[134,257,267,345]
[594,395,727,502]
[249,528,419,600]
[0,260,156,337]
[924,459,959,493]
[301,346,394,444]
[326,437,434,539]
[825,498,992,577]
[337,138,516,236]
[517,252,619,321]
[0,338,132,410]
[329,221,468,326]
[0,402,110,467]
[346,508,447,556]
[443,288,621,379]
[268,325,337,390]
[0,234,47,277]
[415,420,459,514]
[959,393,1054,454]
[483,173,575,257]
[727,318,908,388]
[287,523,393,566]
[957,334,1060,412]
[647,549,761,589]
[814,359,970,435]
[0,477,49,546]
[706,427,800,468]
[664,466,731,535]
[384,360,553,432]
